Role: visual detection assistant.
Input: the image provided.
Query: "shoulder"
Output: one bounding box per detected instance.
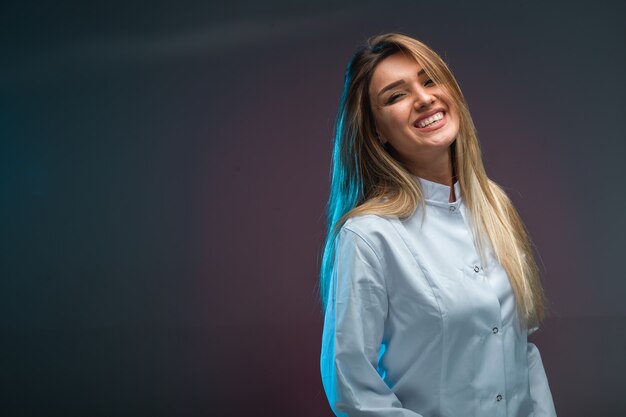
[342,213,392,234]
[339,214,398,253]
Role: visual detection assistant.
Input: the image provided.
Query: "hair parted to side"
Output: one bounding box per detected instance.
[319,32,549,331]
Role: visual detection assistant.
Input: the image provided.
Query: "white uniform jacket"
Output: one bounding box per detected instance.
[321,175,557,417]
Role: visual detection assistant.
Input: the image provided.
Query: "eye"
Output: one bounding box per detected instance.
[387,92,405,104]
[425,78,435,86]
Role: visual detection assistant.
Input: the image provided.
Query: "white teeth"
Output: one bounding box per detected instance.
[417,111,444,128]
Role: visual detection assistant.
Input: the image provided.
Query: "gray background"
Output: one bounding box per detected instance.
[1,0,624,415]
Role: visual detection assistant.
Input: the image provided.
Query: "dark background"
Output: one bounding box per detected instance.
[1,0,625,416]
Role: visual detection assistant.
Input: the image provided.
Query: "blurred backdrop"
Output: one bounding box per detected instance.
[1,0,625,415]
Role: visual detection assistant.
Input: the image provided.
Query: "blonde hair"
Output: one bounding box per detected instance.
[319,32,549,330]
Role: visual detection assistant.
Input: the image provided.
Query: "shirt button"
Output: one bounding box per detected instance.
[492,327,499,334]
[449,205,456,212]
[496,394,503,402]
[474,265,480,273]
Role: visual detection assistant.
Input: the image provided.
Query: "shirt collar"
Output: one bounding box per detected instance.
[412,174,462,204]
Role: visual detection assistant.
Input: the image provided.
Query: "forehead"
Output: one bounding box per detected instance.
[369,52,424,93]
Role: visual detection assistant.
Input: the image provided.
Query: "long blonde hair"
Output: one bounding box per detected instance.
[319,32,549,330]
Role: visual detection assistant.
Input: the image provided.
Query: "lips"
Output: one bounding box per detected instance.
[413,108,446,128]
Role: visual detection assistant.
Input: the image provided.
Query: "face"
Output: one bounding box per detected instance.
[368,52,460,170]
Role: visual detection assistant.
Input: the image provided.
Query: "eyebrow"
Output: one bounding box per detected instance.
[377,69,427,98]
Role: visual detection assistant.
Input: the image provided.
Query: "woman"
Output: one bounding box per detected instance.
[319,33,557,417]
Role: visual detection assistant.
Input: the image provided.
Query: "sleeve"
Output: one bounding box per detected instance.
[320,227,424,417]
[527,329,558,417]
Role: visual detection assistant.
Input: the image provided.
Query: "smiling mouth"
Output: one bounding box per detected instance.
[414,111,445,128]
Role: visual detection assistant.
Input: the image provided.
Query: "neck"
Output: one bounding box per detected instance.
[393,147,455,188]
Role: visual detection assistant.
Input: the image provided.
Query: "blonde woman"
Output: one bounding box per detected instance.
[319,33,557,417]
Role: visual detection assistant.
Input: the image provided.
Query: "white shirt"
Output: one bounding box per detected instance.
[321,175,557,417]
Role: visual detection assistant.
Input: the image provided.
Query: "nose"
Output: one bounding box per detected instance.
[413,86,435,110]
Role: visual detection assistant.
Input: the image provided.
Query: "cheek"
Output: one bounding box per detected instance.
[379,117,402,138]
[381,107,410,131]
[451,111,461,130]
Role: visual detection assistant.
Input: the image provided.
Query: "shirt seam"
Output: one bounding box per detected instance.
[341,226,389,301]
[384,216,446,414]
